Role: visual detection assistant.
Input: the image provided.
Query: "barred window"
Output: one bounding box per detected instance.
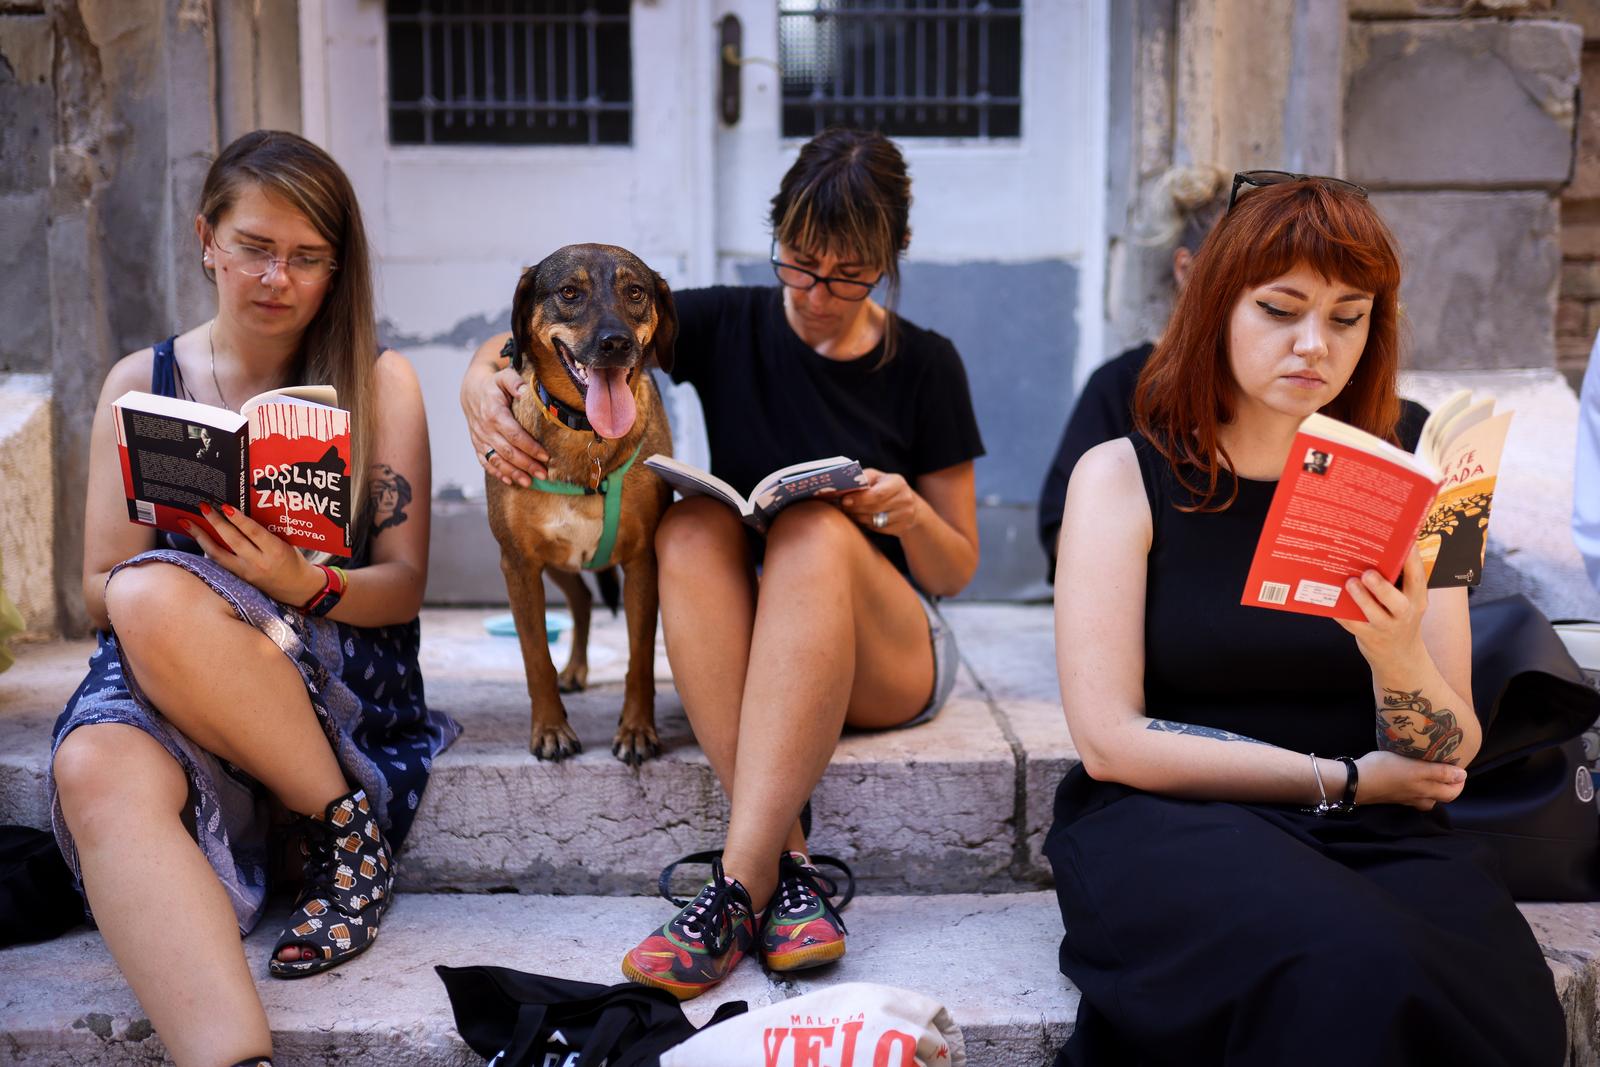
[387,0,631,146]
[779,0,1023,140]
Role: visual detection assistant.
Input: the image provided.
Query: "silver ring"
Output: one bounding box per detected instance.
[872,511,889,530]
[484,448,497,463]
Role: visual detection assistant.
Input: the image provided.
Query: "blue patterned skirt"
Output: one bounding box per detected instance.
[49,550,461,933]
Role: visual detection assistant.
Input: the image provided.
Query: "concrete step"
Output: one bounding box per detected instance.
[0,891,1075,1066]
[4,891,1600,1066]
[0,605,1079,896]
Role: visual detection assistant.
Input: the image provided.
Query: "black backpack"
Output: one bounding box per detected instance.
[437,965,746,1067]
[1444,595,1600,901]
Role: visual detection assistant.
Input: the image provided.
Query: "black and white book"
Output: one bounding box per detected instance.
[644,455,867,532]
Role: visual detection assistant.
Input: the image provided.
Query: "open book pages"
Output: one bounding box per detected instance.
[644,455,866,532]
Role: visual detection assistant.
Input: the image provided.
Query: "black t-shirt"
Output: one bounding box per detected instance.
[671,286,985,577]
[1036,341,1432,581]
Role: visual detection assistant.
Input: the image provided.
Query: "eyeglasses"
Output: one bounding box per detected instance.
[1226,170,1368,212]
[213,238,338,285]
[769,241,882,302]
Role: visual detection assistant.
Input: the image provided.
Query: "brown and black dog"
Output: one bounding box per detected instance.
[486,244,675,764]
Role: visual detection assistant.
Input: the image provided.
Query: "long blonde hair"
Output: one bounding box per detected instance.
[198,129,378,551]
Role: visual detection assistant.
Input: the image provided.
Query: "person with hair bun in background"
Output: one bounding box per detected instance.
[1037,165,1431,582]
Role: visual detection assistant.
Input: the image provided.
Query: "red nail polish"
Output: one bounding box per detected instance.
[199,503,211,515]
[221,504,237,516]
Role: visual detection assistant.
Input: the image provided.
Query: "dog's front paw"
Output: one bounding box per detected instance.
[530,720,583,762]
[557,661,588,693]
[612,721,661,766]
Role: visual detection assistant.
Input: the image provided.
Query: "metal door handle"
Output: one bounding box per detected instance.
[718,14,779,127]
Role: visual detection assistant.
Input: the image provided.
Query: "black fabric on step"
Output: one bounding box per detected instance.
[0,825,84,947]
[1441,595,1600,900]
[436,965,747,1067]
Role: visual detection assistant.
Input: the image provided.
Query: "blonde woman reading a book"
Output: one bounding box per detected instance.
[50,131,460,1067]
[1048,173,1562,1065]
[460,128,984,998]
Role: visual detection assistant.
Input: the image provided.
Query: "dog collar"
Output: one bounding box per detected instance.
[535,378,594,434]
[528,440,643,571]
[500,336,596,434]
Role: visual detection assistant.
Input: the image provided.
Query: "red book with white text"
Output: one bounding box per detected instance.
[113,387,353,555]
[1241,395,1512,620]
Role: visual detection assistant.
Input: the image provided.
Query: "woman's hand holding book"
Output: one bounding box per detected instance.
[182,502,324,608]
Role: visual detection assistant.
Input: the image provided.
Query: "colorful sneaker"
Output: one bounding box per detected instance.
[760,851,854,972]
[621,855,755,999]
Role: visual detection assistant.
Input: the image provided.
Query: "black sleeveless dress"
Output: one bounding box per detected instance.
[1044,433,1565,1067]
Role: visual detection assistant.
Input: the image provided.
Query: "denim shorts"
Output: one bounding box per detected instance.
[892,591,960,730]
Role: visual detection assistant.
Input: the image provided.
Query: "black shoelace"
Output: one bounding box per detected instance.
[665,855,745,955]
[292,817,346,910]
[773,852,853,933]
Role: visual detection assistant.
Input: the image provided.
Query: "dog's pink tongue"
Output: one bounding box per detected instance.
[585,367,636,439]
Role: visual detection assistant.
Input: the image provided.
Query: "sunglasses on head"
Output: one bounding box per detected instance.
[1226,170,1369,212]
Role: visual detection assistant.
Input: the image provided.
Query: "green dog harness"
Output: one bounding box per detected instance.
[528,441,643,571]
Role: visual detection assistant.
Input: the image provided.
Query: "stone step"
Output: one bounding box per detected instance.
[0,891,1073,1066]
[0,605,1079,896]
[3,891,1599,1066]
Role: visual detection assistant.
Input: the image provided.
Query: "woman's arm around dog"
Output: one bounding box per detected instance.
[1055,438,1470,810]
[463,331,548,486]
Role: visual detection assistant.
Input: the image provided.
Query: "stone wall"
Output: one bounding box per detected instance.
[1346,5,1580,371]
[0,0,299,636]
[1557,2,1600,385]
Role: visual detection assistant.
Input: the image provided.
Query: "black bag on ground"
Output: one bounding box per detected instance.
[436,965,745,1067]
[1443,595,1600,901]
[0,824,84,947]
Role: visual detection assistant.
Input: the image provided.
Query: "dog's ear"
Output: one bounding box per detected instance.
[508,264,540,373]
[649,271,677,375]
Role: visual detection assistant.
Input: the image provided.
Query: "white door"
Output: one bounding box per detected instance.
[301,0,1105,599]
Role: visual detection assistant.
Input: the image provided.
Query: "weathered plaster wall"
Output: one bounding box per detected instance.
[0,0,298,635]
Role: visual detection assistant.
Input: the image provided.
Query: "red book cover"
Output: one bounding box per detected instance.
[1241,420,1441,621]
[247,401,352,555]
[114,389,351,557]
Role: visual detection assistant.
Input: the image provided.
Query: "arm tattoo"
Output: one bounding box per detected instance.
[367,463,413,536]
[1377,688,1464,764]
[1146,719,1270,746]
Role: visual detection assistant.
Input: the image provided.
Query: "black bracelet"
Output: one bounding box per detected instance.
[1335,755,1359,814]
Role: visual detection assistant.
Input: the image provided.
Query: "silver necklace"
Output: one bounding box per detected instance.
[207,320,233,410]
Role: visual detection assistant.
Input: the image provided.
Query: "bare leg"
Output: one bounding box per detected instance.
[657,500,810,856]
[54,724,271,1067]
[719,503,934,908]
[106,562,350,966]
[105,562,348,815]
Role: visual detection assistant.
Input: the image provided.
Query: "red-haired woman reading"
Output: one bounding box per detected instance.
[1048,173,1564,1065]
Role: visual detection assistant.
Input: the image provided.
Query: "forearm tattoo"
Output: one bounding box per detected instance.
[1146,720,1269,745]
[367,463,412,536]
[1377,687,1464,764]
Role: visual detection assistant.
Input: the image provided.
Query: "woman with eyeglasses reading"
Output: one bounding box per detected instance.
[50,130,459,1067]
[460,127,983,998]
[1047,173,1563,1064]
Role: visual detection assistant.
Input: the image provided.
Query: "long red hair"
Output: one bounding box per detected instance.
[1132,179,1403,511]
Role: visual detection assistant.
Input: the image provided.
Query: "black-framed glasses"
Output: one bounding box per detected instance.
[213,238,338,286]
[769,241,882,302]
[1227,170,1368,212]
